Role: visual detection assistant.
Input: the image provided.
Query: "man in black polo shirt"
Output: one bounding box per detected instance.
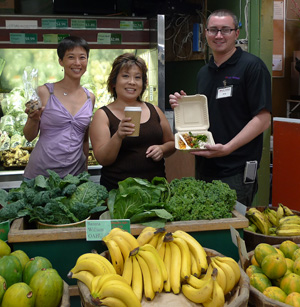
[169,9,272,207]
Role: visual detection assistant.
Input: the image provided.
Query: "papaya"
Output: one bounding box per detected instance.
[251,254,259,266]
[263,286,287,303]
[276,248,285,258]
[261,253,287,280]
[280,273,300,295]
[2,282,35,307]
[286,258,295,272]
[293,257,300,275]
[285,292,300,307]
[246,265,263,278]
[0,275,6,304]
[250,273,272,293]
[0,255,22,287]
[293,248,300,261]
[11,250,30,271]
[0,239,11,257]
[23,256,52,285]
[29,268,63,307]
[254,243,277,266]
[280,240,299,259]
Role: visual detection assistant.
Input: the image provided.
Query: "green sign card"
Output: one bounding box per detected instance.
[97,33,122,45]
[86,219,130,241]
[10,33,37,44]
[42,19,68,29]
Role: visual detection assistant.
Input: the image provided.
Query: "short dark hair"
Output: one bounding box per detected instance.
[57,36,90,60]
[206,9,239,29]
[107,53,148,101]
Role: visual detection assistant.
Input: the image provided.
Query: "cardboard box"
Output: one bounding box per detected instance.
[0,0,15,14]
[174,94,215,151]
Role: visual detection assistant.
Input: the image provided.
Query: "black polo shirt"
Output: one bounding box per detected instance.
[195,47,272,178]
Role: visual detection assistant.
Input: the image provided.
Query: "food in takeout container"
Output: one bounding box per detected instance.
[25,99,41,113]
[174,94,215,151]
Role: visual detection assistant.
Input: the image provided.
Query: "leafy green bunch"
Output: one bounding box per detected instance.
[107,177,172,228]
[0,170,108,225]
[165,177,237,221]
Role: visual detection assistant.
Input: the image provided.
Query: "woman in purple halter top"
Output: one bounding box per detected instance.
[23,36,95,179]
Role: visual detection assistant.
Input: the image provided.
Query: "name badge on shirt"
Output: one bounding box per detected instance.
[216,80,233,99]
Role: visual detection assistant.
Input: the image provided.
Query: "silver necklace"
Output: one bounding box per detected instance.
[63,92,68,96]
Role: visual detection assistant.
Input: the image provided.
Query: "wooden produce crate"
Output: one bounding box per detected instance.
[8,210,248,305]
[78,248,249,307]
[61,281,71,307]
[240,244,290,307]
[244,207,300,252]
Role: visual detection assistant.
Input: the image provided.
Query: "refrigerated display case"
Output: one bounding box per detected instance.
[0,14,165,189]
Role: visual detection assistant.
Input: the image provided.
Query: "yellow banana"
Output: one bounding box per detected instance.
[69,270,94,292]
[282,204,294,216]
[91,273,127,297]
[70,257,112,276]
[210,260,227,294]
[105,227,139,250]
[263,207,278,227]
[105,239,124,275]
[156,231,166,253]
[163,242,171,293]
[91,275,103,297]
[157,241,166,260]
[95,279,141,307]
[148,232,161,248]
[169,241,181,294]
[122,255,133,286]
[187,263,213,288]
[74,253,116,274]
[246,209,269,235]
[278,223,300,231]
[203,269,225,307]
[109,235,132,260]
[173,236,191,280]
[138,249,163,293]
[277,204,285,222]
[190,252,201,277]
[213,258,236,294]
[131,255,143,302]
[136,253,155,301]
[139,243,168,283]
[214,256,241,285]
[98,296,127,307]
[279,215,300,225]
[276,229,300,236]
[173,230,208,271]
[136,227,157,246]
[182,274,214,303]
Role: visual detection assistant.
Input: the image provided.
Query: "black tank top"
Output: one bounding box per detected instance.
[100,102,166,191]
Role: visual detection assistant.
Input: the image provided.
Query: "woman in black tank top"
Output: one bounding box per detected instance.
[90,53,175,191]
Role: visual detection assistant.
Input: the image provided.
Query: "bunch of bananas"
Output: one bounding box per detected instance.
[181,254,240,305]
[122,243,167,301]
[160,230,208,294]
[102,227,140,275]
[67,252,116,292]
[276,215,300,236]
[89,273,141,306]
[245,204,296,236]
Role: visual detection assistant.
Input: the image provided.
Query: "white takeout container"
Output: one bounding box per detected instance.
[174,94,215,151]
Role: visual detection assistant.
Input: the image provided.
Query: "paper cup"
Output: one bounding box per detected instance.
[124,106,142,136]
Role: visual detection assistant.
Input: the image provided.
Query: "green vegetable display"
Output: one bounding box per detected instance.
[0,170,108,224]
[107,177,172,227]
[165,177,237,221]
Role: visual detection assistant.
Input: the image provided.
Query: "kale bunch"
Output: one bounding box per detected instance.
[165,177,237,221]
[0,170,108,224]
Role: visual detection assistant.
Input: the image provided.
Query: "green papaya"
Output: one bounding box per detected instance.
[2,282,35,307]
[0,255,22,287]
[23,256,52,285]
[10,250,30,271]
[29,268,63,307]
[0,275,7,304]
